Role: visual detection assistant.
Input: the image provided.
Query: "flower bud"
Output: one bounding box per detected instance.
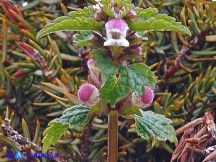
[87,59,101,85]
[133,47,142,55]
[93,6,108,21]
[78,83,100,107]
[104,18,129,47]
[131,86,154,107]
[126,10,136,17]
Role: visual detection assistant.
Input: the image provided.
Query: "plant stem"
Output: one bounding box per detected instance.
[108,109,118,162]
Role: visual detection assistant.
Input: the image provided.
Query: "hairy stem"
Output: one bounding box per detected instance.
[108,109,118,162]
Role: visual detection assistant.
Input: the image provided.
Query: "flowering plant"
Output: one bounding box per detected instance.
[36,0,190,161]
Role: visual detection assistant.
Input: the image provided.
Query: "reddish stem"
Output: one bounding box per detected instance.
[108,109,118,162]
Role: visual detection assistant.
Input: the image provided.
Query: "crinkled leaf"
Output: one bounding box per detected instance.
[134,110,178,144]
[68,6,94,18]
[101,5,115,17]
[128,14,191,35]
[43,122,68,152]
[93,49,119,82]
[73,31,93,42]
[99,0,115,5]
[42,105,90,152]
[100,63,155,105]
[37,17,104,39]
[74,41,89,47]
[128,63,155,92]
[135,7,158,21]
[53,104,90,131]
[73,31,93,47]
[116,0,131,6]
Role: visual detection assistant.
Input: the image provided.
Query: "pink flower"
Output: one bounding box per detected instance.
[131,86,154,107]
[87,59,101,85]
[104,18,129,47]
[78,84,100,107]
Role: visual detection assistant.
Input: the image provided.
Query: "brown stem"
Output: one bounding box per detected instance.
[1,118,42,152]
[108,109,118,162]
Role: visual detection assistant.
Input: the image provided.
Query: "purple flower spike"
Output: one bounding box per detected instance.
[78,83,100,107]
[104,18,129,47]
[131,86,154,108]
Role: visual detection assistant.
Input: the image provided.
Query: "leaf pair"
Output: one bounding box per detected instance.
[43,105,178,152]
[36,6,191,40]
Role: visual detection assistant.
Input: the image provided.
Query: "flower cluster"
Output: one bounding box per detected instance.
[77,1,155,108]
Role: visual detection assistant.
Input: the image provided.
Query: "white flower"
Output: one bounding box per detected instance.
[104,18,129,47]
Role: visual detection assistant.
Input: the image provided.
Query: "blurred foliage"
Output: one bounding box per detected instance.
[0,0,215,161]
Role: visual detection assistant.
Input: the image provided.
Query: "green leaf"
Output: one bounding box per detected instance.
[116,0,131,6]
[128,13,191,35]
[43,122,68,152]
[22,118,31,141]
[100,63,155,105]
[134,110,177,144]
[68,6,94,18]
[0,62,5,89]
[93,49,119,82]
[135,8,158,21]
[53,104,91,131]
[73,31,93,47]
[101,5,115,17]
[37,17,104,39]
[99,0,115,5]
[42,104,90,152]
